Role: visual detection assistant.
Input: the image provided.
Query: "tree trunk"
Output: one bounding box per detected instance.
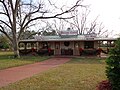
[12,8,20,58]
[14,49,20,58]
[12,39,20,58]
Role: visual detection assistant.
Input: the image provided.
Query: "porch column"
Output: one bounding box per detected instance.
[98,41,101,48]
[36,42,39,51]
[110,41,112,49]
[31,43,34,49]
[24,43,27,50]
[107,41,109,53]
[73,41,79,55]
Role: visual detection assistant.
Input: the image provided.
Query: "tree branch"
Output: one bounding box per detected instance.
[0,25,13,42]
[0,12,7,15]
[18,0,84,40]
[9,0,14,12]
[19,2,45,32]
[0,20,12,29]
[1,0,13,27]
[15,0,20,12]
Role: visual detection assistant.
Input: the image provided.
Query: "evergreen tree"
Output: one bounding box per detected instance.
[106,38,120,90]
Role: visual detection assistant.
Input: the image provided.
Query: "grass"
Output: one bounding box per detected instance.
[0,57,107,90]
[0,51,50,70]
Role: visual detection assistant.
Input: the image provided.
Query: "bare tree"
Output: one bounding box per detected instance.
[86,16,99,34]
[86,17,107,37]
[63,7,90,34]
[0,0,83,58]
[64,9,109,37]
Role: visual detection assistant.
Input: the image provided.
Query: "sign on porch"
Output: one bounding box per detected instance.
[84,34,97,40]
[59,30,78,36]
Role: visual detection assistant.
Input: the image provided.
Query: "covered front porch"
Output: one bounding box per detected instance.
[19,39,116,56]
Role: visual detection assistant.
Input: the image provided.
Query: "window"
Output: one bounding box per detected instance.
[42,42,48,49]
[84,41,94,49]
[64,41,70,47]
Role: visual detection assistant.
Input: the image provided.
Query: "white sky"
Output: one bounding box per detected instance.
[51,0,120,37]
[84,0,120,36]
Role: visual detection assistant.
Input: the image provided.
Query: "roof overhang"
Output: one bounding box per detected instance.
[19,37,117,43]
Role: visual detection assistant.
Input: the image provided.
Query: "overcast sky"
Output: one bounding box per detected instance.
[52,0,120,36]
[84,0,120,36]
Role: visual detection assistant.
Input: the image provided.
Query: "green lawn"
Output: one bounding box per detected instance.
[0,51,50,70]
[0,57,107,90]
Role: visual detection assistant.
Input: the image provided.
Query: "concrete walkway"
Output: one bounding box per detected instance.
[0,57,71,88]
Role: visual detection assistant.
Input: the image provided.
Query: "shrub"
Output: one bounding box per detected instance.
[106,38,120,90]
[96,80,112,90]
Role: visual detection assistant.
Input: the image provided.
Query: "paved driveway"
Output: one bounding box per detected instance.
[0,57,71,88]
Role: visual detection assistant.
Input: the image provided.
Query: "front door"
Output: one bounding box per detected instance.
[55,42,60,55]
[61,41,73,55]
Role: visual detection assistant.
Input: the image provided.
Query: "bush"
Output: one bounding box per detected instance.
[106,38,120,90]
[96,80,112,90]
